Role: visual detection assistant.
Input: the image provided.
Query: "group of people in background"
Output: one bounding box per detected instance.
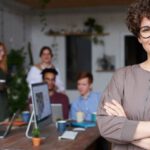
[0,42,101,122]
[26,46,101,121]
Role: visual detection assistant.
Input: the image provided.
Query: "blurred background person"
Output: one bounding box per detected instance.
[70,71,101,121]
[41,68,70,119]
[0,42,9,121]
[27,46,65,93]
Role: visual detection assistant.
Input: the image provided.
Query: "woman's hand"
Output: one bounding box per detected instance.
[104,99,126,117]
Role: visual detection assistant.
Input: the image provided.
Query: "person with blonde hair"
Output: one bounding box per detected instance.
[0,42,9,121]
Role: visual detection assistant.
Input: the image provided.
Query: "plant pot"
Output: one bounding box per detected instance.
[32,137,41,146]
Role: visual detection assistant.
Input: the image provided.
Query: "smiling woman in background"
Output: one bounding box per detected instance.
[27,46,65,92]
[0,42,9,121]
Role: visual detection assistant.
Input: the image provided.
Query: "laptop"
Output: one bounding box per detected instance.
[51,104,63,122]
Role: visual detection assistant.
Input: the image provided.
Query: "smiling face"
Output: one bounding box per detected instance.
[138,17,150,56]
[77,77,92,96]
[40,49,52,64]
[43,72,56,92]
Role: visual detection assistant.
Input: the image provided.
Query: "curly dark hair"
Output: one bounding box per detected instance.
[41,68,58,80]
[126,0,150,37]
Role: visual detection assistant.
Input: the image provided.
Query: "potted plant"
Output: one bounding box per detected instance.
[7,48,29,115]
[84,17,104,45]
[32,127,41,146]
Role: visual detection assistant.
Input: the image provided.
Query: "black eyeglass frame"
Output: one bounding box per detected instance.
[140,26,150,39]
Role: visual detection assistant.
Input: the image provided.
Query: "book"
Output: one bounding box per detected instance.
[59,131,78,140]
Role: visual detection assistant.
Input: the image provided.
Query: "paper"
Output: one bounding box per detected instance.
[73,127,86,131]
[59,131,78,140]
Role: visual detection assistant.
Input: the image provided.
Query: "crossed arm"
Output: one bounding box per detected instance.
[104,100,150,150]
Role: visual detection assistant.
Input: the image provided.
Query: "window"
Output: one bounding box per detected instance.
[125,35,146,66]
[66,36,92,89]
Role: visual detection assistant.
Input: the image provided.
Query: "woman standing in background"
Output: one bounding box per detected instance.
[0,42,9,121]
[27,46,65,92]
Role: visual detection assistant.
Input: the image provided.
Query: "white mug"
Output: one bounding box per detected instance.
[76,111,84,122]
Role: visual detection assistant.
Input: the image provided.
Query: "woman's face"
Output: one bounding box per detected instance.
[138,17,150,55]
[0,45,5,61]
[40,49,52,64]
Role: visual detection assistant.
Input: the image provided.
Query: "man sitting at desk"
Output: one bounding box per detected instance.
[41,68,70,119]
[70,71,101,121]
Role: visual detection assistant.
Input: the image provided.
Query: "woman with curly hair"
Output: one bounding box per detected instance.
[97,0,150,149]
[0,42,9,121]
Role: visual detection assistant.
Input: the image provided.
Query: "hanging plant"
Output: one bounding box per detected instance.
[39,0,51,32]
[84,17,104,45]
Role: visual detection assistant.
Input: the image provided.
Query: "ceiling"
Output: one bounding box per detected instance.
[16,0,135,9]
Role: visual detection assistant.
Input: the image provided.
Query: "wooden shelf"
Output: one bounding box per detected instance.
[46,32,109,36]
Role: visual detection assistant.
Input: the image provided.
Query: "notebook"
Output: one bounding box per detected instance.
[59,131,78,140]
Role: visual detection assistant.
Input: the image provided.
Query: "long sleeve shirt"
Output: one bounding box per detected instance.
[97,64,150,150]
[70,91,101,121]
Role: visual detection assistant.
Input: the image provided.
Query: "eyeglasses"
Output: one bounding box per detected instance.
[140,26,150,39]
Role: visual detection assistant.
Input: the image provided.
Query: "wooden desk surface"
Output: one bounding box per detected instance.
[0,124,101,150]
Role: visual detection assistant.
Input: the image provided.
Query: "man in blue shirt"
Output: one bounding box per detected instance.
[70,71,101,121]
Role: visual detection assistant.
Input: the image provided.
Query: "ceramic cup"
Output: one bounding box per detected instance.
[22,111,30,123]
[91,112,97,122]
[57,120,67,134]
[76,111,84,123]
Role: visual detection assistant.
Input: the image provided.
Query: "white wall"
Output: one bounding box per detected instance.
[29,9,130,102]
[0,9,30,48]
[0,3,32,71]
[0,4,131,102]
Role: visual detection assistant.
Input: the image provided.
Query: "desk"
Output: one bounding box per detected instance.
[0,124,106,150]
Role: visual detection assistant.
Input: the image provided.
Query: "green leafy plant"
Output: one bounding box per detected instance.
[7,48,29,115]
[84,17,104,45]
[84,17,96,32]
[39,0,51,31]
[84,17,103,33]
[32,128,40,138]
